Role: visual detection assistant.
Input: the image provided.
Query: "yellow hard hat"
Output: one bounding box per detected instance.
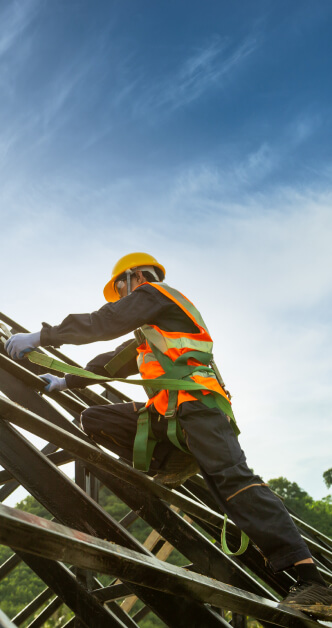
[103,252,166,302]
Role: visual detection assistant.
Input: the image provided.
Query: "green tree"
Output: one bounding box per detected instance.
[268,477,332,538]
[323,468,332,489]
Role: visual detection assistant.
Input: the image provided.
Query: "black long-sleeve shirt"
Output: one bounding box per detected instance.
[40,283,199,389]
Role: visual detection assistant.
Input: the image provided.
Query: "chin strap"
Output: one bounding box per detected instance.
[126,269,133,296]
[125,266,160,297]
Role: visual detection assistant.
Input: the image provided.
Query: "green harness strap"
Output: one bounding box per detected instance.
[27,351,115,380]
[221,514,250,556]
[164,389,188,453]
[105,339,139,375]
[25,350,222,391]
[26,349,237,418]
[133,406,159,472]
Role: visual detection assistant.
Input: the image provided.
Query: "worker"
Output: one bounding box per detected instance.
[5,252,332,618]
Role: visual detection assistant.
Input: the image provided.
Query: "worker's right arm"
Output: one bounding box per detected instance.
[4,285,164,360]
[5,284,184,360]
[64,339,138,389]
[39,284,168,348]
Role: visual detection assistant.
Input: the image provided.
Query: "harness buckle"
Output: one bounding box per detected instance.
[164,407,177,419]
[164,389,178,419]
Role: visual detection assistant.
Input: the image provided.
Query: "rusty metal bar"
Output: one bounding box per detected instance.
[0,450,73,485]
[0,503,318,628]
[13,550,129,628]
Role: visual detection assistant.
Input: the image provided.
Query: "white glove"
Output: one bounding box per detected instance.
[39,373,67,392]
[5,331,41,360]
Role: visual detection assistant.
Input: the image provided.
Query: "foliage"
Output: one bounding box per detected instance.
[323,467,332,489]
[139,614,167,627]
[99,484,130,520]
[268,477,332,538]
[0,495,72,626]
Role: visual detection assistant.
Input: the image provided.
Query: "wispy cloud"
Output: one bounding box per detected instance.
[132,36,258,118]
[0,36,100,166]
[288,113,321,146]
[169,146,277,213]
[169,107,323,212]
[234,143,277,186]
[0,0,40,58]
[38,60,94,135]
[0,0,41,107]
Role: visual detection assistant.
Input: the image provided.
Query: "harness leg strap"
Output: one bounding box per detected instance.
[133,408,159,472]
[166,417,189,453]
[164,390,190,454]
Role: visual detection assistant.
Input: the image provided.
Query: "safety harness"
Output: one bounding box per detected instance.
[126,330,238,473]
[25,340,239,474]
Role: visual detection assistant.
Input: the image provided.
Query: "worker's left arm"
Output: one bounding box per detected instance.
[64,338,138,390]
[36,339,139,393]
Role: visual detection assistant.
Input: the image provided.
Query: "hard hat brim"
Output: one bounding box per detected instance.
[103,279,120,302]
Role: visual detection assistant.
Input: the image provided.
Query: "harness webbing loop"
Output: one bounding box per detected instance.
[221,514,250,556]
[166,416,188,453]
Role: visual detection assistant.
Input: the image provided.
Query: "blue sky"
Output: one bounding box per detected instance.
[1,0,332,502]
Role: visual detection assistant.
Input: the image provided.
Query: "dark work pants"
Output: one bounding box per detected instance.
[81,400,311,572]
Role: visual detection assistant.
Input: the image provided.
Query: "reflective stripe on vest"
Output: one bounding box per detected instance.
[135,282,232,416]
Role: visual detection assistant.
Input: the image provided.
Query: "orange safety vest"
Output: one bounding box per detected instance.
[135,282,232,417]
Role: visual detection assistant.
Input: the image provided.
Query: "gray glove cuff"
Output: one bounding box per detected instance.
[30,331,41,347]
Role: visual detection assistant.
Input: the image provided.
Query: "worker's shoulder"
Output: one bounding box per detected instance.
[134,282,190,313]
[134,282,170,301]
[135,281,180,302]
